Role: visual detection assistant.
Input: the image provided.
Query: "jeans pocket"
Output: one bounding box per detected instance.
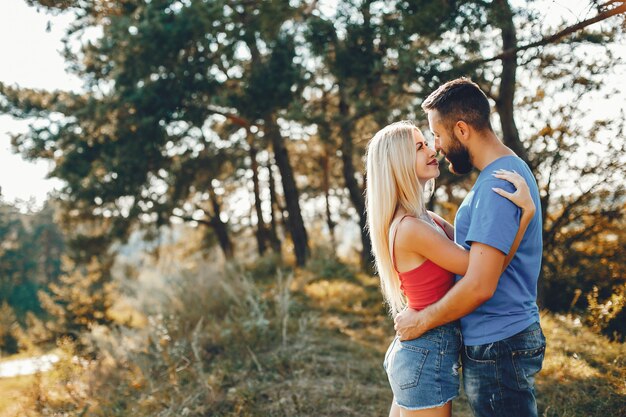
[464,343,497,363]
[512,344,545,390]
[391,344,429,389]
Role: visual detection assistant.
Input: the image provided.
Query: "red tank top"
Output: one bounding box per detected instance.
[390,215,455,311]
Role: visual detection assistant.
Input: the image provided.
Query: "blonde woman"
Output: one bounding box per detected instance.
[365,121,535,417]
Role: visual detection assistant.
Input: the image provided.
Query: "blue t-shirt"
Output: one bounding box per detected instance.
[454,155,542,346]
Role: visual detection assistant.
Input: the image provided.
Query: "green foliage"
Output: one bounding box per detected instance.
[244,251,289,281]
[0,302,20,355]
[305,245,358,282]
[0,202,64,319]
[0,204,37,307]
[1,0,318,263]
[231,35,300,119]
[38,256,117,344]
[540,189,626,339]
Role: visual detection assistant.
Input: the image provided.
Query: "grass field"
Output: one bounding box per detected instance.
[0,264,624,416]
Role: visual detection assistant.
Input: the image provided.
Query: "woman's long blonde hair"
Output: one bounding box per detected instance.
[365,121,433,317]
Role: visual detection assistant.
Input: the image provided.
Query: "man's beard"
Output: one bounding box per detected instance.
[445,132,473,175]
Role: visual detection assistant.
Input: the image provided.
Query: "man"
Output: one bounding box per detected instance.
[394,77,546,417]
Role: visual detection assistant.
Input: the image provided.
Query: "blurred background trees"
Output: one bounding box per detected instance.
[1,0,624,346]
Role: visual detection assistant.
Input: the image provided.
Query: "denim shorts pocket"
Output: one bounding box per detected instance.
[512,344,545,390]
[444,328,462,354]
[391,344,429,390]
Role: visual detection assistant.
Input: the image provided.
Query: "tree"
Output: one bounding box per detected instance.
[38,256,116,341]
[0,201,65,317]
[302,0,462,271]
[0,302,20,354]
[1,0,316,265]
[0,202,36,310]
[2,0,625,294]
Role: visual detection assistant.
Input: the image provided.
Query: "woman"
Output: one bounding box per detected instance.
[365,121,535,417]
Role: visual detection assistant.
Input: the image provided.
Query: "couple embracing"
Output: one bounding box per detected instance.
[365,78,546,417]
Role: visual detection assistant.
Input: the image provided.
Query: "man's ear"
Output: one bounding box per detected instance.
[454,120,471,143]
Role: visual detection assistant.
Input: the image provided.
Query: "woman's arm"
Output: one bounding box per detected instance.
[491,169,536,271]
[398,171,534,277]
[395,217,469,276]
[398,204,530,278]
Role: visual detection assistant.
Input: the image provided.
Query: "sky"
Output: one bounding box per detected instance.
[0,0,624,211]
[0,0,81,210]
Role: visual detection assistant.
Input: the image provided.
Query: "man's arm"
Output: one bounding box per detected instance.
[394,242,505,340]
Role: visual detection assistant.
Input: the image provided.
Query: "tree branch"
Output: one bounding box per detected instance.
[171,213,213,227]
[547,176,607,235]
[478,2,626,65]
[207,106,252,128]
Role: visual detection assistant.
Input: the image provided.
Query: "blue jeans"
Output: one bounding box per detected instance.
[462,322,546,417]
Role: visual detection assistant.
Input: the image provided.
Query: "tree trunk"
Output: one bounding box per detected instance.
[317,112,337,251]
[320,150,337,250]
[248,133,268,256]
[265,116,309,266]
[493,0,530,166]
[207,183,234,259]
[338,90,375,273]
[267,157,283,253]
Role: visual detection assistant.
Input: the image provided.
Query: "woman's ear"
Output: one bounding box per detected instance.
[454,120,470,143]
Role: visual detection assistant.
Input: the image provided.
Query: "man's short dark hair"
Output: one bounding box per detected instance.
[421,77,493,132]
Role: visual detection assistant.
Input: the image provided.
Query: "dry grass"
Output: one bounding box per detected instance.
[0,374,36,416]
[0,255,624,416]
[537,313,626,417]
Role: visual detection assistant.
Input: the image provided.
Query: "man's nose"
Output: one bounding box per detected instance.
[434,138,442,152]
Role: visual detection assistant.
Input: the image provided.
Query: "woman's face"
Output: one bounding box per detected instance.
[413,128,440,183]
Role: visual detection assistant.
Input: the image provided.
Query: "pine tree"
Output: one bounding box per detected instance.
[38,256,116,340]
[0,302,20,355]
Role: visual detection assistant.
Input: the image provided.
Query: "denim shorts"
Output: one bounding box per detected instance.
[383,321,461,410]
[462,321,546,417]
